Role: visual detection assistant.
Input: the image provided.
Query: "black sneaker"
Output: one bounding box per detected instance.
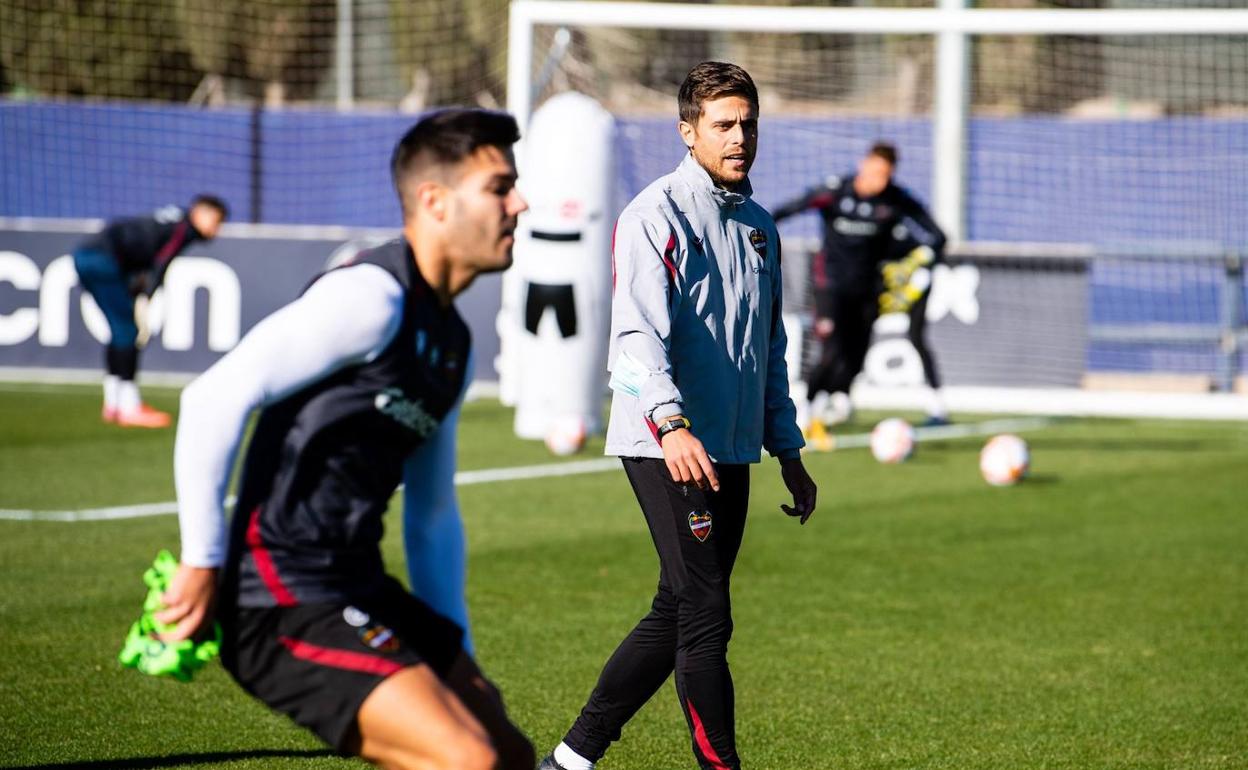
[537,754,570,770]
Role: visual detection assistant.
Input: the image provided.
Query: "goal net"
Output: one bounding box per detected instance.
[0,0,510,227]
[509,1,1248,418]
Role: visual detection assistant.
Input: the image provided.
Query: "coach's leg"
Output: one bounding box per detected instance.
[562,583,679,762]
[561,460,684,763]
[354,663,497,770]
[672,464,750,770]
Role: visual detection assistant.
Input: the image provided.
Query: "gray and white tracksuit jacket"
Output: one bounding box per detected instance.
[604,153,805,464]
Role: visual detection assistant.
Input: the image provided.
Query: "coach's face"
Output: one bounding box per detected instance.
[446,145,528,273]
[680,94,758,191]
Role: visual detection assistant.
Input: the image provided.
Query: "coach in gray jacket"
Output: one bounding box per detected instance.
[540,62,818,770]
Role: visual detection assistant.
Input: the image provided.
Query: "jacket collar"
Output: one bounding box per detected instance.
[676,152,752,208]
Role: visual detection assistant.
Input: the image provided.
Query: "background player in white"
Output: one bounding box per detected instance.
[155,109,532,770]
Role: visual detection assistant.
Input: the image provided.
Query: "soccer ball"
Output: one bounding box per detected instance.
[544,415,588,456]
[870,418,916,464]
[980,434,1030,486]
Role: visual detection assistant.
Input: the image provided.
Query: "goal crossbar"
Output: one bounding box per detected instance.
[509,1,1248,37]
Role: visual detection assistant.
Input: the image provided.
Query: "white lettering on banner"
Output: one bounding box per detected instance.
[158,259,241,352]
[0,251,41,345]
[1,252,242,352]
[927,264,980,325]
[37,256,110,344]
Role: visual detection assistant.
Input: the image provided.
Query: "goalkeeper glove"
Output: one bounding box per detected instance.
[118,550,221,682]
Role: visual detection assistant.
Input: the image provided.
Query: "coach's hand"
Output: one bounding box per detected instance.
[814,317,834,338]
[660,419,720,492]
[155,564,218,642]
[780,457,816,525]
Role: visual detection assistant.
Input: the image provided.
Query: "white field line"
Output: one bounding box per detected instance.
[0,417,1055,522]
[805,415,1057,451]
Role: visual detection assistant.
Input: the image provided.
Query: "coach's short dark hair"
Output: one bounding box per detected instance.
[678,61,759,125]
[391,108,521,215]
[868,141,898,166]
[190,194,229,220]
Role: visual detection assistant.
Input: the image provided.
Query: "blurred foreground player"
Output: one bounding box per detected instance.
[541,62,816,770]
[73,196,228,427]
[773,141,946,429]
[155,109,534,770]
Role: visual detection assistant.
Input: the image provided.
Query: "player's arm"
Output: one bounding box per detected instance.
[897,190,947,253]
[158,264,405,640]
[401,358,472,654]
[762,235,816,524]
[609,211,717,490]
[771,184,837,223]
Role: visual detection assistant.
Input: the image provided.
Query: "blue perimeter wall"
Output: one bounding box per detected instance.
[4,101,1247,247]
[3,101,1246,376]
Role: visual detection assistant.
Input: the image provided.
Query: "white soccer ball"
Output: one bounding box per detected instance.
[980,434,1030,486]
[544,415,588,456]
[870,418,916,464]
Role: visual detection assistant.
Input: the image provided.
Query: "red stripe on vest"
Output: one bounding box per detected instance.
[278,636,404,677]
[687,698,732,770]
[246,507,298,607]
[154,221,188,267]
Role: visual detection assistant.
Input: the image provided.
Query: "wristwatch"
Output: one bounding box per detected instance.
[657,416,691,442]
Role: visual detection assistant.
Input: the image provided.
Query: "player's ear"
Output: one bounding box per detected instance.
[678,120,696,151]
[414,181,449,222]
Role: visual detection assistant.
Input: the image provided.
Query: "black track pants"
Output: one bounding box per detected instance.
[564,458,751,770]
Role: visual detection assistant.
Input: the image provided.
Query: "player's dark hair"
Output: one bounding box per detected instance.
[190,194,229,220]
[678,61,759,125]
[391,108,521,216]
[868,141,898,166]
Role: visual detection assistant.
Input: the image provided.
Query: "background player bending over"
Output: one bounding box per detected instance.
[72,196,228,427]
[772,141,946,430]
[155,109,533,770]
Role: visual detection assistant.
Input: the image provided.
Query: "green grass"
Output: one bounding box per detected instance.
[1,382,1246,769]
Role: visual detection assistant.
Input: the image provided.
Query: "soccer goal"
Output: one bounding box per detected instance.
[507,0,1248,420]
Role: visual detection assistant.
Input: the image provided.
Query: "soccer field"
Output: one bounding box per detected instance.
[1,383,1245,770]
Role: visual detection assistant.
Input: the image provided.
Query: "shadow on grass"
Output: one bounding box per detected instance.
[21,748,339,769]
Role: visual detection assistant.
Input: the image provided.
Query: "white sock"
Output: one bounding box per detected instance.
[809,391,830,425]
[795,394,811,432]
[554,742,595,770]
[103,375,120,410]
[925,386,948,419]
[829,391,853,423]
[118,379,141,413]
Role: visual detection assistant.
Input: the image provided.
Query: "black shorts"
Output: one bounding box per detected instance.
[220,576,465,751]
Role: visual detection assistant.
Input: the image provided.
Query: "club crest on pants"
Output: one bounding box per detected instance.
[688,510,712,542]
